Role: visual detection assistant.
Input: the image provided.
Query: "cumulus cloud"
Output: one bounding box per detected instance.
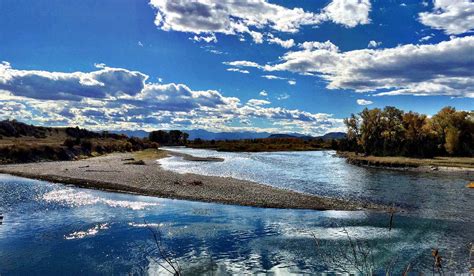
[119,82,229,112]
[288,80,296,85]
[419,0,474,35]
[0,62,147,101]
[356,99,373,105]
[259,90,268,96]
[249,31,264,44]
[267,34,295,48]
[0,62,342,135]
[260,36,474,97]
[247,99,271,106]
[320,0,371,28]
[149,0,372,43]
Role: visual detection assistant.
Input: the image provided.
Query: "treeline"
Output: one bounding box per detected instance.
[188,137,333,152]
[340,106,473,157]
[148,130,189,145]
[0,120,50,138]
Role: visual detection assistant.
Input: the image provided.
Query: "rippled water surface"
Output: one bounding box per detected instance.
[0,149,473,274]
[161,147,474,221]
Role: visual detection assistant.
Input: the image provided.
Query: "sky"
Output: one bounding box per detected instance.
[0,0,473,135]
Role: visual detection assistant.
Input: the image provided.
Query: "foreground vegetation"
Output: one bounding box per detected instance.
[0,120,158,164]
[341,106,473,157]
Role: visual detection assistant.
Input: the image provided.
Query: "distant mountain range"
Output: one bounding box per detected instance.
[319,132,347,140]
[113,129,347,141]
[268,132,346,141]
[112,130,149,138]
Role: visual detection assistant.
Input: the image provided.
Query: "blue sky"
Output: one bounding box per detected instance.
[0,0,473,134]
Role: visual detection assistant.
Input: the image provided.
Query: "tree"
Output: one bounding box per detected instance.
[182,132,189,144]
[342,106,473,157]
[169,130,183,144]
[359,108,384,155]
[381,106,405,156]
[430,107,473,156]
[444,126,460,155]
[402,112,433,157]
[149,130,190,145]
[149,130,170,144]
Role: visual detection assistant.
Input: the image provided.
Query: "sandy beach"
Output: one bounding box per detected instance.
[0,150,384,211]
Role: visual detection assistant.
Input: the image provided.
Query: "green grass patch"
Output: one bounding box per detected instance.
[133,148,169,160]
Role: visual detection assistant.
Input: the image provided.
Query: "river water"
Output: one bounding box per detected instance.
[0,148,472,274]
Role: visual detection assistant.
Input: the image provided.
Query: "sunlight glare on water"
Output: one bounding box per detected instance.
[160,147,474,221]
[0,150,473,274]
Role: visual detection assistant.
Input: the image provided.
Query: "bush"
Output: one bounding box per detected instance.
[80,140,93,153]
[63,138,76,149]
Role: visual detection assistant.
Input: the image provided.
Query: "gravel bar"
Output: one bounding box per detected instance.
[0,152,384,211]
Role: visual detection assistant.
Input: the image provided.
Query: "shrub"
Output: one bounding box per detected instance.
[80,139,93,153]
[63,138,76,149]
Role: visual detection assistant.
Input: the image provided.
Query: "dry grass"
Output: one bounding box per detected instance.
[133,149,169,161]
[0,136,68,146]
[340,152,474,169]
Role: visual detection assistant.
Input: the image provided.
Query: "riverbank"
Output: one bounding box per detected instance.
[0,149,382,211]
[339,151,474,173]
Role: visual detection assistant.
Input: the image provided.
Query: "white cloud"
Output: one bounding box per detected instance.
[419,34,434,42]
[277,93,290,100]
[191,34,217,43]
[261,75,286,80]
[0,62,343,135]
[149,0,372,43]
[138,41,144,47]
[267,34,295,48]
[226,68,250,74]
[249,31,264,44]
[247,99,271,106]
[201,45,226,55]
[320,0,371,28]
[367,40,381,48]
[356,99,373,105]
[419,0,474,35]
[259,90,268,96]
[260,36,474,97]
[288,80,296,85]
[223,60,262,69]
[299,40,340,51]
[0,62,148,101]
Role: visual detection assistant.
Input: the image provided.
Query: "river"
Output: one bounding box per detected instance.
[0,148,472,274]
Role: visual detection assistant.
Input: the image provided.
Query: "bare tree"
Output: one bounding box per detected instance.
[144,221,182,276]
